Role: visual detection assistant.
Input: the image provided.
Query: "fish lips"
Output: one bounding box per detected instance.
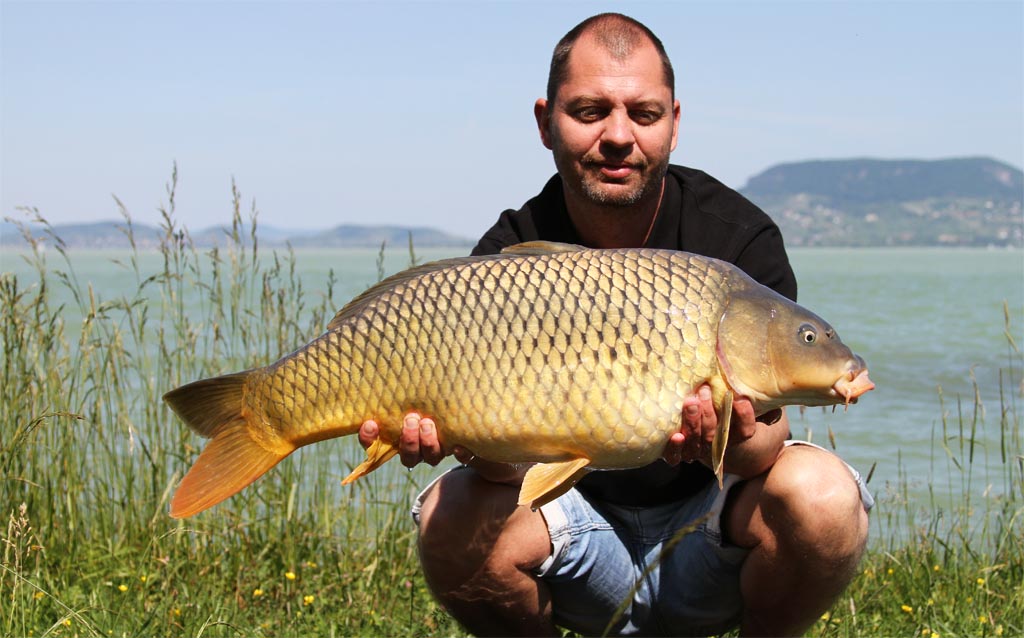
[832,358,874,405]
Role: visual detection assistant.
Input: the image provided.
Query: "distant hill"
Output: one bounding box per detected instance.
[741,157,1023,247]
[0,220,474,251]
[5,157,1021,250]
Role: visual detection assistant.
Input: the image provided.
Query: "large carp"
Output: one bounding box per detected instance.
[164,241,873,518]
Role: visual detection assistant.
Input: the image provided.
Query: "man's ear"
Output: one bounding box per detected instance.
[534,98,553,150]
[670,98,681,152]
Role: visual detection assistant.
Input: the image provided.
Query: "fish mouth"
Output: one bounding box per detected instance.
[832,359,874,406]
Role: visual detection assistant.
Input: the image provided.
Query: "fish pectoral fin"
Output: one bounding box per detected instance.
[518,457,592,510]
[710,390,734,489]
[341,438,399,485]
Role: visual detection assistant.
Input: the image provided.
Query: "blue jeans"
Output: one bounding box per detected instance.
[414,441,873,636]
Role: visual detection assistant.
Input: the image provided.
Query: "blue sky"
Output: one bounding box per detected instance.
[2,0,1022,240]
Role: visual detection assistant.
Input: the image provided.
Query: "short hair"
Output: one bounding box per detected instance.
[546,13,675,104]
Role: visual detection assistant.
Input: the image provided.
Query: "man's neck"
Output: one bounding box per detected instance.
[564,179,665,249]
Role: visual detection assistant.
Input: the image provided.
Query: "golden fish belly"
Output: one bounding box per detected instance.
[250,248,731,465]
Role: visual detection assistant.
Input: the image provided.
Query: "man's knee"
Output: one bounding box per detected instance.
[763,445,869,558]
[417,469,550,587]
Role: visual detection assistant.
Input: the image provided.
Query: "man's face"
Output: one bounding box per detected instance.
[536,34,680,210]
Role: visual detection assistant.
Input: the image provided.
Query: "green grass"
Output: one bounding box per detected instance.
[1,173,1021,637]
[808,350,1023,638]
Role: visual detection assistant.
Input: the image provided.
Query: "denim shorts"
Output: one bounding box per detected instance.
[413,441,873,636]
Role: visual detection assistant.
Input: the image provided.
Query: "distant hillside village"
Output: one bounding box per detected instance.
[740,157,1022,248]
[3,157,1022,250]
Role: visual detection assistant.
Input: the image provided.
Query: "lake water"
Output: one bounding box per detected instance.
[3,245,1022,525]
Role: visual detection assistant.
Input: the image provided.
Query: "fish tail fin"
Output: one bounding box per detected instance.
[164,372,292,518]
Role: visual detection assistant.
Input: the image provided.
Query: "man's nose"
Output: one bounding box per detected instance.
[600,109,635,148]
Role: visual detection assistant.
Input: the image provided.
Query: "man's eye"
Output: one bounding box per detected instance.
[631,110,661,125]
[574,107,604,122]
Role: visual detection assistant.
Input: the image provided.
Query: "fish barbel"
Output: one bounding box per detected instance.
[164,241,873,518]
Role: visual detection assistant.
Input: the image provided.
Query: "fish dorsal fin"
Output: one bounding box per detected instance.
[326,253,508,331]
[500,241,587,256]
[518,457,591,510]
[710,390,734,489]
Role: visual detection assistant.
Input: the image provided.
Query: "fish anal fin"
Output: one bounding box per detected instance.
[170,418,292,518]
[710,390,734,489]
[518,457,591,509]
[341,438,399,485]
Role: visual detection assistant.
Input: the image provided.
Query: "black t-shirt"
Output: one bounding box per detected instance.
[472,164,798,506]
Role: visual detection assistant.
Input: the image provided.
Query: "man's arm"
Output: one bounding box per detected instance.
[664,386,788,478]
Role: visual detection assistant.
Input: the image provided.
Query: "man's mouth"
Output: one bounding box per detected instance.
[585,159,642,180]
[599,164,635,179]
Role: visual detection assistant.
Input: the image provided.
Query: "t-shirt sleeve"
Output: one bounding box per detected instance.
[732,223,799,302]
[471,208,534,257]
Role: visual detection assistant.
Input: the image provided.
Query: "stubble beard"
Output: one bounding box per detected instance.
[556,148,670,210]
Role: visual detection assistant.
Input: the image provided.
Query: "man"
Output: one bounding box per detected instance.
[359,13,871,636]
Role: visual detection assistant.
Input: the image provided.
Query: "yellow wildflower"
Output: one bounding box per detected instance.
[305,561,318,568]
[976,577,986,586]
[887,568,894,575]
[253,588,264,598]
[901,604,914,614]
[303,594,315,606]
[285,571,297,581]
[933,564,940,571]
[931,633,939,638]
[172,608,181,617]
[140,575,147,583]
[118,584,128,592]
[979,615,989,624]
[33,591,44,600]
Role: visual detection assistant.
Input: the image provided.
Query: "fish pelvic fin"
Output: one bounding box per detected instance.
[518,457,591,510]
[341,438,399,485]
[164,371,293,518]
[710,390,734,489]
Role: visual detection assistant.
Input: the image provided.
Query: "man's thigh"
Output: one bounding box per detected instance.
[538,477,750,636]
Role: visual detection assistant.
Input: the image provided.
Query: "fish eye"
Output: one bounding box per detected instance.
[799,324,817,344]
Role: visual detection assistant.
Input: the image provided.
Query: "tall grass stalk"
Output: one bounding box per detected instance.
[1,174,455,636]
[810,306,1023,638]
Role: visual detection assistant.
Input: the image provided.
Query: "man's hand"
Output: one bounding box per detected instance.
[661,384,767,466]
[358,413,531,485]
[358,413,445,468]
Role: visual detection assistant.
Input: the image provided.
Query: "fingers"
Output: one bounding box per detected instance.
[398,413,444,468]
[358,420,379,450]
[696,385,716,449]
[731,396,758,441]
[360,413,445,468]
[662,431,687,466]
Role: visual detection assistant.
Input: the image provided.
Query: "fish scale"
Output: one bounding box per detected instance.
[164,241,873,518]
[256,247,720,465]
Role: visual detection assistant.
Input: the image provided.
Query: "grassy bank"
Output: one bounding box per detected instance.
[2,182,1021,637]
